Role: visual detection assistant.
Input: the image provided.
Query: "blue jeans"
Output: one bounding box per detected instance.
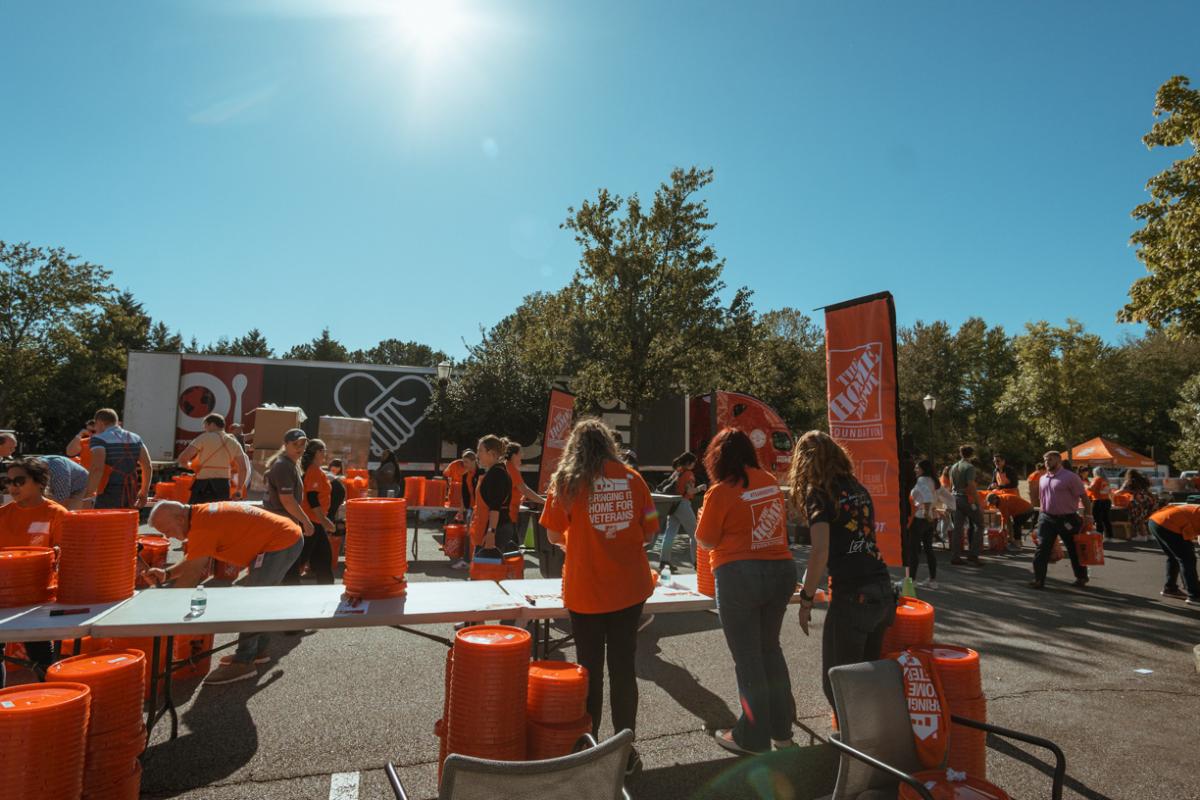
[652,500,696,567]
[232,538,304,663]
[715,558,797,751]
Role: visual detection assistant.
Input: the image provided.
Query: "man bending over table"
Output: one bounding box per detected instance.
[145,500,303,685]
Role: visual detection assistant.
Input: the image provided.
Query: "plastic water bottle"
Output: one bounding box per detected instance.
[190,586,207,617]
[901,576,917,598]
[659,564,672,587]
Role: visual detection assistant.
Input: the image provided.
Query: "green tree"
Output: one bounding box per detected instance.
[1106,331,1200,460]
[897,321,965,462]
[205,328,274,358]
[351,338,447,367]
[1000,320,1115,449]
[953,319,1029,462]
[284,328,348,362]
[148,321,184,352]
[0,241,113,436]
[1169,373,1200,467]
[561,166,738,447]
[1120,75,1200,336]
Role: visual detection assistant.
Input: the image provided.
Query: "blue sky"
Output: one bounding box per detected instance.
[2,0,1197,358]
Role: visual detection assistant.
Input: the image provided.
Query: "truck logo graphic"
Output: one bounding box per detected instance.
[334,372,432,455]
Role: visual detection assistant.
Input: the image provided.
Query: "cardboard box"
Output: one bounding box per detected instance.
[318,416,373,471]
[245,406,304,451]
[1110,521,1132,541]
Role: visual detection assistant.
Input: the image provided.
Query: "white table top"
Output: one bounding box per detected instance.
[0,599,134,643]
[89,581,525,637]
[500,577,717,620]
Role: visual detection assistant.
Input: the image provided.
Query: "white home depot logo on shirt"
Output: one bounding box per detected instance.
[589,476,634,536]
[828,343,884,440]
[742,485,786,549]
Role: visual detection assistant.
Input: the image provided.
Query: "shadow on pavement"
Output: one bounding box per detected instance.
[635,744,837,800]
[988,735,1116,800]
[140,633,309,798]
[637,612,736,730]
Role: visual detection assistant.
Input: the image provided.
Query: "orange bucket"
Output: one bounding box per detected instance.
[526,714,592,760]
[173,634,215,681]
[881,598,935,654]
[135,536,170,589]
[469,561,508,582]
[446,478,463,508]
[1076,532,1104,566]
[0,547,56,606]
[696,550,715,597]
[443,524,467,560]
[404,476,425,506]
[46,649,145,736]
[343,498,408,599]
[422,478,447,507]
[446,626,530,762]
[0,682,92,800]
[526,661,588,724]
[58,510,138,605]
[945,695,989,778]
[153,481,176,501]
[504,555,525,580]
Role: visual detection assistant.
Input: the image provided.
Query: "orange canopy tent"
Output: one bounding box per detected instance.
[1066,437,1155,468]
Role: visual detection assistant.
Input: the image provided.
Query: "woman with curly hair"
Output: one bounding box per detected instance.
[539,418,659,776]
[788,431,894,710]
[1120,469,1158,544]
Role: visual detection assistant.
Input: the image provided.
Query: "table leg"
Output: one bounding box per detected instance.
[145,635,181,744]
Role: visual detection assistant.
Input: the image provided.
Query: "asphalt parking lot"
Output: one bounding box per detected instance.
[17,530,1198,800]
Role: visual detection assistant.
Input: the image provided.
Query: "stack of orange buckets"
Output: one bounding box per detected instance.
[342,498,408,599]
[696,551,715,597]
[917,644,987,778]
[881,597,935,654]
[404,476,425,506]
[0,547,56,606]
[445,626,531,767]
[58,510,138,605]
[47,649,146,799]
[422,477,447,506]
[0,682,92,799]
[174,474,195,500]
[526,660,591,759]
[135,536,170,589]
[153,481,177,501]
[446,479,463,508]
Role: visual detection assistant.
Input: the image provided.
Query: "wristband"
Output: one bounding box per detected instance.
[798,587,815,604]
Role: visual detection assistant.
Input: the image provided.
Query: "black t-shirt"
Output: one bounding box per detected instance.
[806,475,891,592]
[479,463,513,526]
[991,465,1018,491]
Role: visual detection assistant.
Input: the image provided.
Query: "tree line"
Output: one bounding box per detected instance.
[3,76,1197,469]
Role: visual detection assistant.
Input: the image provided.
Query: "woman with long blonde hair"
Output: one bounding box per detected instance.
[539,418,659,777]
[789,430,893,710]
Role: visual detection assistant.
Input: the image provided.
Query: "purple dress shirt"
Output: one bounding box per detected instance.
[1039,468,1085,515]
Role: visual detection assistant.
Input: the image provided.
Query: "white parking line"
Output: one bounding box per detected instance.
[329,771,360,800]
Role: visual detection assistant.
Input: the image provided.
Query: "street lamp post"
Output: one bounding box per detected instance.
[435,360,452,475]
[923,394,937,456]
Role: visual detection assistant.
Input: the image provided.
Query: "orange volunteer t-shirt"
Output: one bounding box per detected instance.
[444,459,467,482]
[539,460,658,615]
[1087,475,1110,501]
[694,467,792,571]
[989,493,1033,522]
[1149,505,1200,540]
[302,464,332,523]
[186,502,302,567]
[0,499,69,549]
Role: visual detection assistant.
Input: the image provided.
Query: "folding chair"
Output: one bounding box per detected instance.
[386,729,633,800]
[822,660,1066,800]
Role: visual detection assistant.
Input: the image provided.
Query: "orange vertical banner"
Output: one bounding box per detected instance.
[824,292,903,565]
[537,389,575,493]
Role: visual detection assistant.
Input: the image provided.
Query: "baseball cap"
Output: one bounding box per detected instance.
[283,428,308,443]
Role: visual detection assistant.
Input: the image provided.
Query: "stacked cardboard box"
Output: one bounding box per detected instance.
[245,406,304,452]
[318,416,373,471]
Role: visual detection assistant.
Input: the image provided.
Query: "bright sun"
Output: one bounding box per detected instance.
[390,1,470,61]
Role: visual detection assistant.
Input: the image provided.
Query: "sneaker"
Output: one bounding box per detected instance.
[1161,588,1188,600]
[637,614,656,632]
[625,749,643,778]
[713,728,761,757]
[202,661,258,685]
[219,651,270,667]
[1186,597,1200,606]
[450,559,470,570]
[923,579,940,590]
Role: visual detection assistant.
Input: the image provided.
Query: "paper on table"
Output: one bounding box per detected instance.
[334,599,370,616]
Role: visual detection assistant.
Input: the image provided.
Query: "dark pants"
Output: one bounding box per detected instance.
[189,478,231,505]
[715,559,797,751]
[233,538,304,663]
[1033,513,1088,583]
[1093,500,1113,537]
[1011,510,1038,544]
[0,641,54,689]
[951,494,983,559]
[821,578,896,710]
[1149,521,1200,599]
[569,601,644,738]
[904,518,937,580]
[283,527,334,585]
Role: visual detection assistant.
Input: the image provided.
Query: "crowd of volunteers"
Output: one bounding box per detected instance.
[3,404,1199,775]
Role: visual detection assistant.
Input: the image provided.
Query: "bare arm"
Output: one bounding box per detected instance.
[517,481,543,504]
[177,443,198,467]
[146,555,212,589]
[85,447,107,497]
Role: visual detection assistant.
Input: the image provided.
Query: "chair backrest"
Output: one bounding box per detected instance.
[440,729,632,800]
[829,659,922,799]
